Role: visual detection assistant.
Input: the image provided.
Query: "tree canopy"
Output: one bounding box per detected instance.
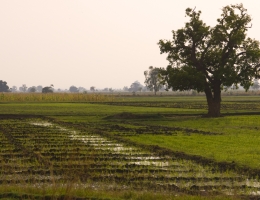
[69,86,79,93]
[42,85,54,93]
[129,81,143,92]
[19,84,27,92]
[28,86,37,93]
[36,85,43,92]
[144,66,163,95]
[158,4,260,117]
[90,86,95,92]
[0,80,10,92]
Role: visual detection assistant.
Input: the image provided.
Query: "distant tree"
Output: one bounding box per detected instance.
[28,86,37,93]
[158,4,260,117]
[90,86,95,92]
[11,86,17,92]
[144,66,163,95]
[224,83,238,91]
[69,85,79,93]
[129,81,143,92]
[252,79,260,90]
[103,88,109,92]
[36,85,43,92]
[159,85,166,91]
[42,87,53,93]
[123,86,129,91]
[78,87,86,92]
[0,80,10,92]
[19,84,27,92]
[142,86,148,92]
[42,85,54,93]
[109,88,113,92]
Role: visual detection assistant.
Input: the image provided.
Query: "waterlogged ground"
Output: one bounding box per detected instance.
[0,117,260,197]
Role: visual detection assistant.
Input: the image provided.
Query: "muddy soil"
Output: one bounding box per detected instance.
[1,114,260,198]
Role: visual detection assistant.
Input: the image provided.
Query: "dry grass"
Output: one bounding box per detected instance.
[0,93,114,102]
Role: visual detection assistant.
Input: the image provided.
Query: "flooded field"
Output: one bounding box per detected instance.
[0,117,260,197]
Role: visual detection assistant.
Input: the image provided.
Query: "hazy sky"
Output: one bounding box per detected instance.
[1,1,260,90]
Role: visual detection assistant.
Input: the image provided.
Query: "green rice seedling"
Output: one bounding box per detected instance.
[1,97,260,199]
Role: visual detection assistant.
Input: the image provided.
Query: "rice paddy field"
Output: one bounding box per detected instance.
[1,93,260,199]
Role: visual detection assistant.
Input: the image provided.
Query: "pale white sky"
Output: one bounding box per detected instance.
[1,0,260,90]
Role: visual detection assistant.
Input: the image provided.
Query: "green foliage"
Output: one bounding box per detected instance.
[160,65,205,92]
[158,4,260,117]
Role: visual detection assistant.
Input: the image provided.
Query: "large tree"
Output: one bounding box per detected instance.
[158,4,260,117]
[144,66,163,95]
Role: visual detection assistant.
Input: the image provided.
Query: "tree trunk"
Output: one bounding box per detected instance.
[207,99,221,117]
[205,84,221,117]
[153,86,157,95]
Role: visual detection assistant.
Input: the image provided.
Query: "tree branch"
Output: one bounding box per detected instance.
[235,51,247,58]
